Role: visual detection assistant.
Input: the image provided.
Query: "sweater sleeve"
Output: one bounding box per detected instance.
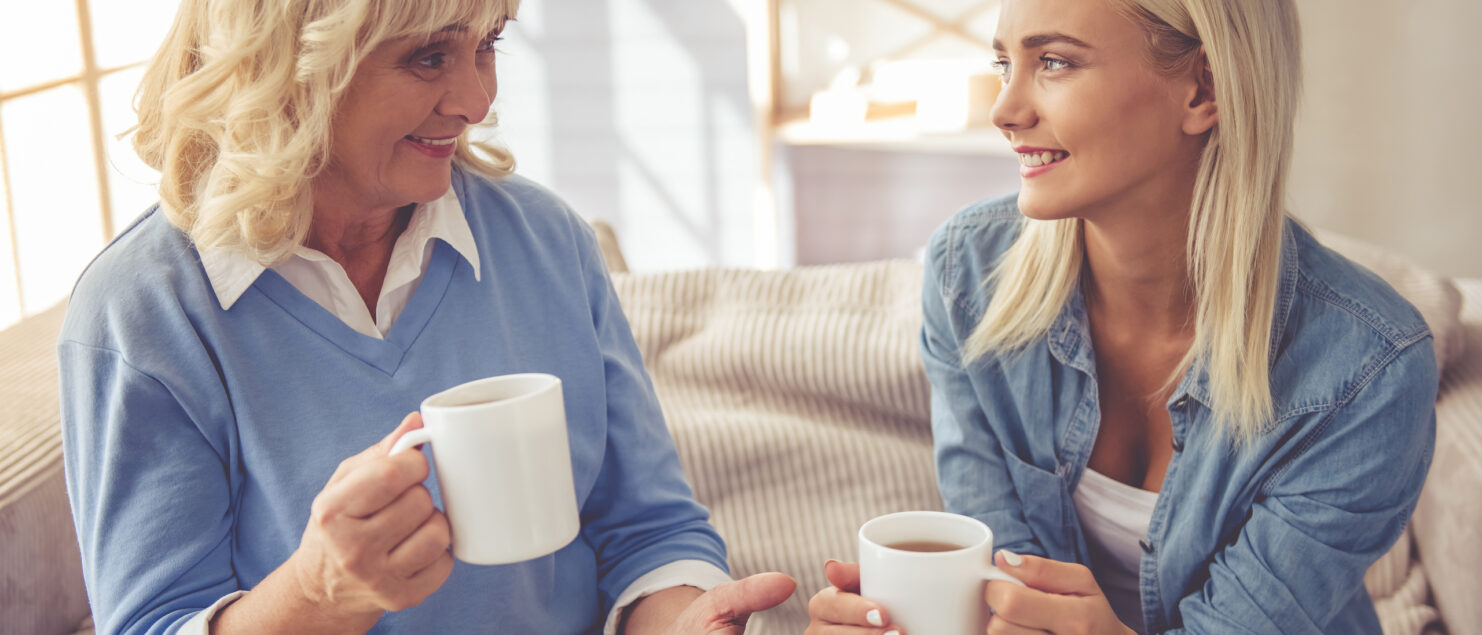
[59,340,241,635]
[1166,339,1437,634]
[565,220,731,614]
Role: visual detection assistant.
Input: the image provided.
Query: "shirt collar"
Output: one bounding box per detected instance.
[1173,219,1300,409]
[1048,219,1302,410]
[198,186,480,311]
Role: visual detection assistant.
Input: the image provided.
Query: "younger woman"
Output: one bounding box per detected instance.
[807,0,1437,632]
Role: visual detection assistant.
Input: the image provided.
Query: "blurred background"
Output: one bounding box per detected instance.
[1,0,1478,332]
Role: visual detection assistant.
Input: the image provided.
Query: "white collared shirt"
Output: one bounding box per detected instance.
[185,186,730,632]
[198,187,481,338]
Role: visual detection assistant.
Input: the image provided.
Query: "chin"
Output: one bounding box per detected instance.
[405,166,454,202]
[1015,188,1078,222]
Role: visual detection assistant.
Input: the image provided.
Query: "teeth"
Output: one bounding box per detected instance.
[409,136,457,146]
[1018,150,1067,167]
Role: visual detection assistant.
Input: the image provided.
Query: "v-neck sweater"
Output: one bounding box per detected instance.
[58,171,728,634]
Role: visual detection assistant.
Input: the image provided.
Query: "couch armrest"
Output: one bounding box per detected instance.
[1411,279,1482,635]
[0,301,91,634]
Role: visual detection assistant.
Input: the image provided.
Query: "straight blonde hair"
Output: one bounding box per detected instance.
[964,0,1302,444]
[133,0,520,266]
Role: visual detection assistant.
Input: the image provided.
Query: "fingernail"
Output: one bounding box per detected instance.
[825,558,840,567]
[866,608,884,627]
[884,630,900,635]
[1000,549,1023,567]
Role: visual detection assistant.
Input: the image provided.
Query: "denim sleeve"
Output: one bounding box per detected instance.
[1168,339,1438,634]
[568,219,730,613]
[920,235,1046,559]
[59,341,239,635]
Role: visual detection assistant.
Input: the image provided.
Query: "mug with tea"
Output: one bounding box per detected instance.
[390,373,580,565]
[858,510,1024,634]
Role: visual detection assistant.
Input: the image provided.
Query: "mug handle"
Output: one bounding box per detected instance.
[389,428,434,456]
[981,566,1026,587]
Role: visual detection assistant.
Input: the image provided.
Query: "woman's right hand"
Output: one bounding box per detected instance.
[806,560,901,634]
[287,412,454,619]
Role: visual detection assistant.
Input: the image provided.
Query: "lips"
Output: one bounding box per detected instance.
[1014,146,1069,167]
[406,135,457,146]
[1018,150,1068,167]
[404,134,458,158]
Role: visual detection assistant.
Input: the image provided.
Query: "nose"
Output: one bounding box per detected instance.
[437,58,496,123]
[990,72,1037,131]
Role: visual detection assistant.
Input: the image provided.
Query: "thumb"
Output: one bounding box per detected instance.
[327,412,427,486]
[823,559,860,592]
[700,572,797,621]
[380,411,425,454]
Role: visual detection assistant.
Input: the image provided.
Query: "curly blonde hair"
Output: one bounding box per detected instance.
[133,0,520,265]
[964,0,1302,443]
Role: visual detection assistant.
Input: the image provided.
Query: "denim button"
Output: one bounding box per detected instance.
[1139,538,1154,554]
[1173,396,1189,409]
[1172,437,1185,452]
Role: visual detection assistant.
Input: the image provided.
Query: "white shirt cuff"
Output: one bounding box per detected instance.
[603,560,733,635]
[178,590,247,634]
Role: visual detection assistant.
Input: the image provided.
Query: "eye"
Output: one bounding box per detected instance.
[477,34,503,54]
[415,51,448,70]
[1041,55,1071,71]
[991,58,1011,81]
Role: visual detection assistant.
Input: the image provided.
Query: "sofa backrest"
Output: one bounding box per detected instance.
[0,301,91,635]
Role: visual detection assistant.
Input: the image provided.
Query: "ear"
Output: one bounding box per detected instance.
[1181,49,1218,135]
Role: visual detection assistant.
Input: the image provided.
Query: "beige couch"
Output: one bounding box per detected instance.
[3,226,1479,634]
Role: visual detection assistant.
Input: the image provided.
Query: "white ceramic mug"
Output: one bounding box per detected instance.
[859,510,1024,634]
[390,373,580,565]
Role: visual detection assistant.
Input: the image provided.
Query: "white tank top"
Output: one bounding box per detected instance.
[1071,467,1159,634]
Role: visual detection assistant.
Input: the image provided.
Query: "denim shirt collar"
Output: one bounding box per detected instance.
[1046,223,1302,412]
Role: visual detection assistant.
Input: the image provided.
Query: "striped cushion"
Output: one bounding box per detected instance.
[613,261,940,631]
[1410,279,1482,635]
[0,301,91,635]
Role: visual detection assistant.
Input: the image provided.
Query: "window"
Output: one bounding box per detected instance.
[0,1,176,329]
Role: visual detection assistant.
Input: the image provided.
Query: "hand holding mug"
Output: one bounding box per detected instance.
[389,373,580,565]
[807,511,1026,635]
[805,559,896,634]
[984,552,1134,635]
[287,412,455,619]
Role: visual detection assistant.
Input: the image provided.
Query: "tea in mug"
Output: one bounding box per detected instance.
[884,540,966,553]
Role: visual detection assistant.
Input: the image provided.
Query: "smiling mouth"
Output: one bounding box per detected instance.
[406,135,457,146]
[1018,150,1069,167]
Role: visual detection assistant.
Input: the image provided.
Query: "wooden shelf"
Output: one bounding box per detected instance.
[775,114,1014,157]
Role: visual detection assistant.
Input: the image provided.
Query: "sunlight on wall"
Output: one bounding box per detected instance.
[480,0,757,273]
[612,1,713,268]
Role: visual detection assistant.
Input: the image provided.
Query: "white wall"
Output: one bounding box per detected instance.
[481,0,758,272]
[1290,0,1482,278]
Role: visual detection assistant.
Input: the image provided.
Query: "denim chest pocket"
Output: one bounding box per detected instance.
[1001,450,1076,559]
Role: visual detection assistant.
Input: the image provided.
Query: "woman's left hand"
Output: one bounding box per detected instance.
[985,551,1134,635]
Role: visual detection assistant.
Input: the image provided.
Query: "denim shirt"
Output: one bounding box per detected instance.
[921,196,1438,634]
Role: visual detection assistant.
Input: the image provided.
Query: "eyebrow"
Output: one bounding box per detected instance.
[992,33,1095,51]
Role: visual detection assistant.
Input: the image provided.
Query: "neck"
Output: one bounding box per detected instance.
[303,177,415,316]
[1080,189,1197,338]
[306,177,412,263]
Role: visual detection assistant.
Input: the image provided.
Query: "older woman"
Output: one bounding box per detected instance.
[58,0,793,633]
[807,0,1436,633]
